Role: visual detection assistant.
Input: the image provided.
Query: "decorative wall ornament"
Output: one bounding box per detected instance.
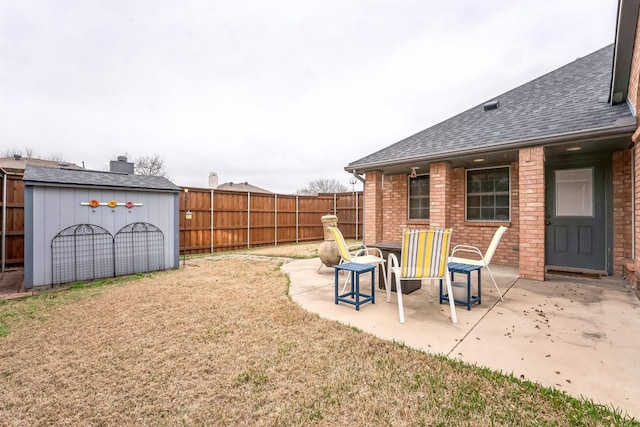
[81,200,144,210]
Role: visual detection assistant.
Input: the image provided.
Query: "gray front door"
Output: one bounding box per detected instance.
[545,154,611,273]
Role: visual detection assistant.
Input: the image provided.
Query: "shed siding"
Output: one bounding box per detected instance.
[27,186,178,288]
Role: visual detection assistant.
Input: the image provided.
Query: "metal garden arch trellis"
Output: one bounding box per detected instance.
[51,222,165,285]
[51,224,114,284]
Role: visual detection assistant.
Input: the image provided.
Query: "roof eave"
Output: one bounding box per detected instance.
[346,123,637,173]
[610,0,640,104]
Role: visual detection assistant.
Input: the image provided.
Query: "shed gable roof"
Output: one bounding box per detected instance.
[346,44,634,172]
[23,165,181,192]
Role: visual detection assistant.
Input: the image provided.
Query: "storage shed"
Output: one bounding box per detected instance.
[23,165,181,289]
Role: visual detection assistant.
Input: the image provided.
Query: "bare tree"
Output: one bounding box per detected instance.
[0,147,36,158]
[134,154,171,178]
[47,153,65,162]
[297,178,348,195]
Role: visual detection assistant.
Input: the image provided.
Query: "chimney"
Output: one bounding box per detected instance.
[110,155,135,174]
[208,171,219,189]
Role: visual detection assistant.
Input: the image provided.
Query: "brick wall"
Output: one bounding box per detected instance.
[380,173,411,242]
[429,162,451,228]
[612,150,633,276]
[630,8,640,288]
[364,146,632,280]
[518,147,545,280]
[628,7,640,114]
[635,145,640,285]
[365,162,519,266]
[448,163,520,266]
[363,171,383,244]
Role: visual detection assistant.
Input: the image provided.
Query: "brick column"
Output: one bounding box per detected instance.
[519,147,545,280]
[634,134,640,288]
[612,150,632,277]
[628,6,640,288]
[429,161,451,229]
[363,171,383,244]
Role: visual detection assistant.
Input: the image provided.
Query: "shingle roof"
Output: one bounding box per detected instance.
[0,156,83,174]
[23,165,181,192]
[216,181,273,193]
[346,44,634,171]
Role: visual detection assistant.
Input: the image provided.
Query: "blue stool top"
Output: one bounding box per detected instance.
[334,262,376,273]
[448,262,482,273]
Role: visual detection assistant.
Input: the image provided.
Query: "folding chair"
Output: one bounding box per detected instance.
[387,229,457,324]
[449,226,507,301]
[328,226,388,293]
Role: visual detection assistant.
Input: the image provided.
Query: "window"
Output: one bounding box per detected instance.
[466,167,510,221]
[555,168,593,217]
[408,174,429,220]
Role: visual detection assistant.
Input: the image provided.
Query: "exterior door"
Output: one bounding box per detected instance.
[545,154,611,273]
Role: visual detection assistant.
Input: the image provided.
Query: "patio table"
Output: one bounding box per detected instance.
[439,262,482,310]
[372,241,421,294]
[334,262,375,311]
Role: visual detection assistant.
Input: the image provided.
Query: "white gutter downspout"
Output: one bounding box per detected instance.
[351,171,365,243]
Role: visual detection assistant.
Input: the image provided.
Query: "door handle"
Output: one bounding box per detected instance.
[545,221,551,225]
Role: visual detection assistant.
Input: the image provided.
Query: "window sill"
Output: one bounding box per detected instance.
[463,221,511,227]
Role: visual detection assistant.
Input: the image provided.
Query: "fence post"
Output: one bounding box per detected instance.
[296,196,299,243]
[247,192,251,248]
[274,194,278,246]
[333,193,337,215]
[355,191,359,240]
[210,189,214,254]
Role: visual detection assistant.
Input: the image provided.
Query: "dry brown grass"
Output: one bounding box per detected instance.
[0,246,635,426]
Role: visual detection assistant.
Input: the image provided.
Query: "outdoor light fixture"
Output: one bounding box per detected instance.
[566,146,582,152]
[473,158,486,163]
[410,167,419,178]
[185,210,193,220]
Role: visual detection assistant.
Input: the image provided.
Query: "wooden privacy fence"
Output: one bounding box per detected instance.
[179,188,364,255]
[0,174,363,268]
[0,171,24,268]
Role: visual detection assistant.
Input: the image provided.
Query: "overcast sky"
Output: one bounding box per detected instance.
[0,1,618,193]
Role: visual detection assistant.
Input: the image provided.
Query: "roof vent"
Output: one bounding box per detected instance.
[13,153,22,160]
[483,100,500,111]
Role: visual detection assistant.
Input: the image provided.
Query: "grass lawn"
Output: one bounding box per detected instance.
[0,243,637,426]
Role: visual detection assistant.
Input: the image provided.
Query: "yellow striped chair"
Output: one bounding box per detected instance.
[387,229,457,324]
[328,226,388,293]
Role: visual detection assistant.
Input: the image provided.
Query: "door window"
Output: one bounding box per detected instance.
[555,168,593,217]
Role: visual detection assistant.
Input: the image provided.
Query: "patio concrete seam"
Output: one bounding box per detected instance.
[447,278,519,358]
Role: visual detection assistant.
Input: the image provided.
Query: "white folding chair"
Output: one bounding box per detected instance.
[449,226,508,301]
[328,226,388,293]
[387,229,457,324]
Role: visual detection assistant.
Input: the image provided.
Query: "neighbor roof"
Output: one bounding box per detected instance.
[216,182,273,193]
[346,44,635,173]
[0,156,83,174]
[23,165,181,192]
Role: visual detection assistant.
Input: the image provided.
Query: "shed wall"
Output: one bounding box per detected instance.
[26,186,178,288]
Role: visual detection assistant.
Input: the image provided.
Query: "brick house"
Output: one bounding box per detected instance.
[345,0,640,283]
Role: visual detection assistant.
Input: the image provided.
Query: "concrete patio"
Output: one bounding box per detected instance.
[283,258,640,420]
